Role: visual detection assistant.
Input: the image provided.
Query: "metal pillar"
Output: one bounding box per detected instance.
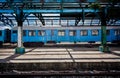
[15,8,25,54]
[99,9,109,52]
[99,26,109,52]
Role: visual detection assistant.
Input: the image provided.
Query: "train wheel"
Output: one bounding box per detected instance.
[23,42,44,47]
[39,42,44,47]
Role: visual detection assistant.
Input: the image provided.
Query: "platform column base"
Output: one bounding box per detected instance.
[99,46,110,52]
[15,47,25,54]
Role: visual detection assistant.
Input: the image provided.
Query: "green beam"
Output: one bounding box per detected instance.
[0,9,99,13]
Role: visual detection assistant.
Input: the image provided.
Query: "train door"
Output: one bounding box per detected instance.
[0,30,3,46]
[51,29,57,41]
[106,30,111,42]
[37,30,46,43]
[5,29,11,43]
[46,29,57,43]
[114,29,120,42]
[58,30,66,42]
[69,30,76,42]
[11,30,17,43]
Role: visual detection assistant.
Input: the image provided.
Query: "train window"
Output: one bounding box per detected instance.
[29,30,36,36]
[13,30,17,34]
[92,30,99,36]
[80,30,88,36]
[114,29,120,35]
[69,30,76,36]
[58,30,65,36]
[0,31,2,36]
[38,30,45,36]
[106,30,110,35]
[23,30,27,36]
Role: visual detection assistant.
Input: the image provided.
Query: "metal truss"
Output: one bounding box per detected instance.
[34,13,45,25]
[0,13,14,26]
[0,0,120,26]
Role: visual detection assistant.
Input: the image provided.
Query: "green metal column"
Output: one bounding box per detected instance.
[15,8,25,54]
[99,26,109,52]
[101,26,107,45]
[99,8,109,52]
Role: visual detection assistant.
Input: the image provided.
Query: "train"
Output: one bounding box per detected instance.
[0,26,120,46]
[0,26,11,46]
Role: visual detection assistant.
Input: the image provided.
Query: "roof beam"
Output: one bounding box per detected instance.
[0,9,99,13]
[75,17,81,26]
[34,13,45,25]
[0,13,14,26]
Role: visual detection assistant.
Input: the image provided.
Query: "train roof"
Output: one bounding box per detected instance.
[12,26,120,30]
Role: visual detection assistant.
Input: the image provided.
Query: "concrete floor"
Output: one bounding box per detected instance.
[0,44,120,63]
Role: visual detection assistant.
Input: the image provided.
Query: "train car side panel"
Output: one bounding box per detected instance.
[57,30,68,42]
[0,30,4,46]
[89,29,100,42]
[11,30,17,43]
[106,30,112,42]
[37,30,46,43]
[69,30,76,42]
[79,30,89,42]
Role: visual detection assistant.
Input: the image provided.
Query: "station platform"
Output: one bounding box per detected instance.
[0,43,120,73]
[0,47,120,63]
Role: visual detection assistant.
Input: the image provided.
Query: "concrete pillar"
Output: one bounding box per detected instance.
[15,26,25,54]
[15,22,25,54]
[17,26,22,47]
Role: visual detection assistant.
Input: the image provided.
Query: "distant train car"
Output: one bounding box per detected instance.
[11,26,120,46]
[0,26,11,46]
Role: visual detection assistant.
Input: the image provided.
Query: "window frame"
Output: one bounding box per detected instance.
[91,30,99,36]
[114,29,120,36]
[28,30,36,36]
[38,30,45,36]
[69,30,76,36]
[58,30,65,36]
[80,30,88,36]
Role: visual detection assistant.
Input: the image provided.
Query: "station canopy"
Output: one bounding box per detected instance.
[0,0,120,27]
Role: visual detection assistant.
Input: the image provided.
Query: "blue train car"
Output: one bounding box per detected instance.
[0,28,5,45]
[0,26,11,46]
[11,26,120,46]
[111,28,120,43]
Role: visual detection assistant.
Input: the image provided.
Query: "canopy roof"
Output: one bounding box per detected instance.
[0,0,120,27]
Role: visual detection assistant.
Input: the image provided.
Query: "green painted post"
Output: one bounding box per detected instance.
[99,8,110,52]
[15,47,25,54]
[102,25,107,46]
[99,25,109,52]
